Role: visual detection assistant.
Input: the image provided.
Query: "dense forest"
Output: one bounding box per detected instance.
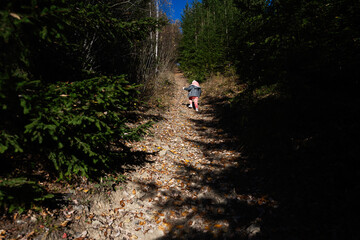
[1,0,360,238]
[179,0,360,238]
[0,0,179,213]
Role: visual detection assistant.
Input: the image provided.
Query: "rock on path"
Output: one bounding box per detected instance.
[70,72,273,240]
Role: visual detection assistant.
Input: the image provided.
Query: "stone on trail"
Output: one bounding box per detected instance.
[246,223,261,237]
[91,220,102,229]
[159,149,167,157]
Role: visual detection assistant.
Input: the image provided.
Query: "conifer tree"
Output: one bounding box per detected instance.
[179,0,237,81]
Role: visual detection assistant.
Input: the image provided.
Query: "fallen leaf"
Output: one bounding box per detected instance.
[217,208,224,214]
[181,211,189,217]
[164,222,172,230]
[83,189,89,193]
[214,224,223,228]
[132,189,136,195]
[10,13,21,20]
[62,233,67,239]
[120,200,126,207]
[60,220,69,227]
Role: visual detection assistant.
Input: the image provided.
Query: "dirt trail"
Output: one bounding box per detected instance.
[71,71,262,239]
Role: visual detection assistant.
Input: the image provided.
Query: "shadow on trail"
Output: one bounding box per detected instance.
[150,160,263,239]
[138,87,360,239]
[134,104,269,239]
[194,89,359,239]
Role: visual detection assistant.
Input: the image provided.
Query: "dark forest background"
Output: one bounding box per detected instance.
[179,0,360,239]
[1,0,360,238]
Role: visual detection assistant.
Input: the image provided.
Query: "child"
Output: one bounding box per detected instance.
[183,80,202,111]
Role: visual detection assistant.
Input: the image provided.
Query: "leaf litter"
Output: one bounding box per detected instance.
[23,72,278,240]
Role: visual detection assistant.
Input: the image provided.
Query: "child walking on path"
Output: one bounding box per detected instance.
[183,80,202,111]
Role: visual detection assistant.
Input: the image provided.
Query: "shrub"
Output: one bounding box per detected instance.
[0,178,54,213]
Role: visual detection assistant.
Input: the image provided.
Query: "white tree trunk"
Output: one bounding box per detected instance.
[155,0,159,72]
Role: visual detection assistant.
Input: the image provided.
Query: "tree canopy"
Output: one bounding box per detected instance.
[0,0,179,213]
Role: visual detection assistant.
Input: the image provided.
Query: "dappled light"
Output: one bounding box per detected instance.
[1,0,359,239]
[64,72,271,239]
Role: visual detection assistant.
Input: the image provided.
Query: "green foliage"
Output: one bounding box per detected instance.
[180,1,360,238]
[253,83,279,99]
[0,0,159,185]
[0,0,160,213]
[0,178,54,213]
[180,0,360,92]
[179,0,238,80]
[20,75,145,178]
[93,174,127,193]
[232,0,360,92]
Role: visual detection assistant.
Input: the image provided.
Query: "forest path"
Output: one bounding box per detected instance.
[74,71,261,239]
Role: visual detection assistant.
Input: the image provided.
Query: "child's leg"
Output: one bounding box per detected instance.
[188,98,193,107]
[193,97,199,109]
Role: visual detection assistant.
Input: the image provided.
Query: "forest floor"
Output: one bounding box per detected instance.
[61,70,270,240]
[54,70,272,240]
[3,70,355,240]
[0,70,273,240]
